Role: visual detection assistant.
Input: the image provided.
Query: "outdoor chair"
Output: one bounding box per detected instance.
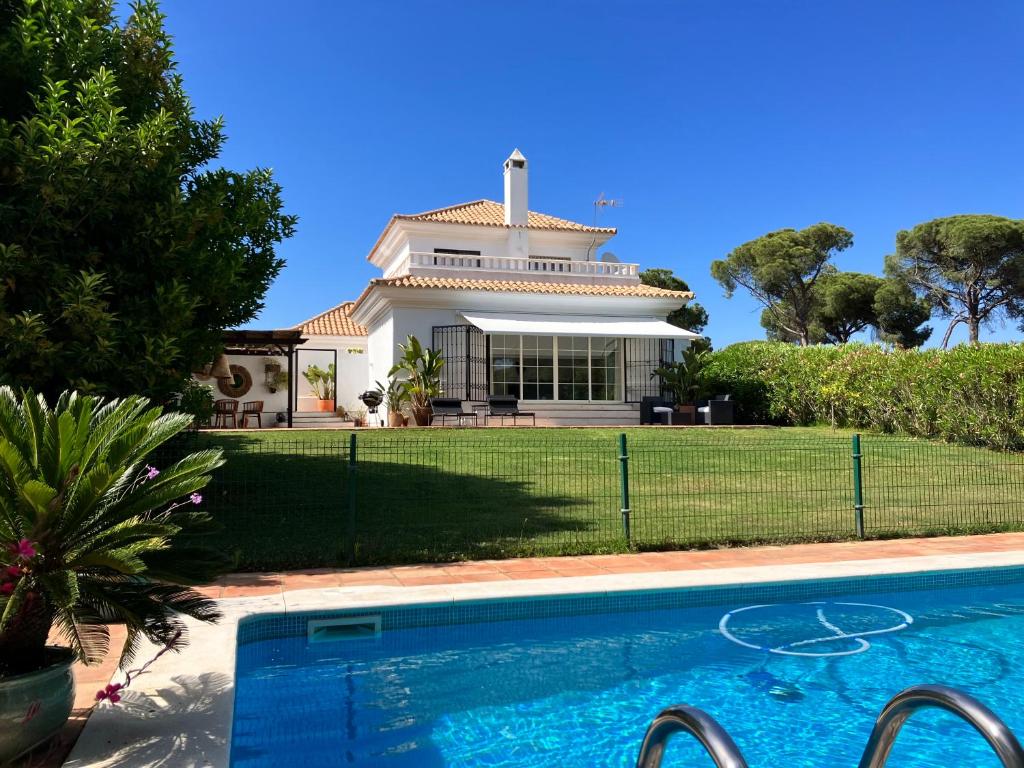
[697,394,734,425]
[640,396,674,425]
[213,399,238,428]
[240,400,264,428]
[485,395,536,426]
[429,397,479,427]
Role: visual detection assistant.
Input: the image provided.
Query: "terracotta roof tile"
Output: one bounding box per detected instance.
[368,200,615,262]
[295,301,367,336]
[351,275,692,313]
[396,199,616,233]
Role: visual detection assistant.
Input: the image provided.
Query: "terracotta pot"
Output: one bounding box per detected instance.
[316,399,335,412]
[412,405,431,426]
[388,411,405,428]
[0,647,75,764]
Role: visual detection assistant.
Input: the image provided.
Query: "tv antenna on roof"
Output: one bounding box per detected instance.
[593,193,623,226]
[588,193,623,259]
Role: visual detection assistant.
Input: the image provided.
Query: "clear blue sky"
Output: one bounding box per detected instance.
[157,0,1024,347]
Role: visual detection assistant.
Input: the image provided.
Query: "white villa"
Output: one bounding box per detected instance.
[204,150,701,426]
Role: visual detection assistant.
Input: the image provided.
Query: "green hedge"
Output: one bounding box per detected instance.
[703,341,1024,450]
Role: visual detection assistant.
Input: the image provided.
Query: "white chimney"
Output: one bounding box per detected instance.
[503,149,528,226]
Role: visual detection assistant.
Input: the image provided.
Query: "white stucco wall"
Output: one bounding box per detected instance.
[191,354,291,425]
[365,314,395,399]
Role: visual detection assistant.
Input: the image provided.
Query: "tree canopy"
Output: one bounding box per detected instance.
[888,215,1024,347]
[639,268,708,334]
[711,223,854,346]
[761,271,931,348]
[0,0,296,400]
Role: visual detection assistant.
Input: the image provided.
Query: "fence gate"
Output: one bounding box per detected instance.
[432,324,489,401]
[624,338,674,402]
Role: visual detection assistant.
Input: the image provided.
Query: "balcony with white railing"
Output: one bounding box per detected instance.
[395,251,641,283]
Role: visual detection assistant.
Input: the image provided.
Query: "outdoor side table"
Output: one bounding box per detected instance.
[670,405,696,425]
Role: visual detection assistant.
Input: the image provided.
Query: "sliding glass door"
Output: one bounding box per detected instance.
[490,336,620,401]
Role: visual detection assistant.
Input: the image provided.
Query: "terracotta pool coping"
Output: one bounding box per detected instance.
[198,532,1024,596]
[30,532,1024,767]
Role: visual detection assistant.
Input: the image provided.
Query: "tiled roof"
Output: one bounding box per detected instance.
[368,199,616,261]
[395,199,616,233]
[352,275,693,313]
[295,301,367,337]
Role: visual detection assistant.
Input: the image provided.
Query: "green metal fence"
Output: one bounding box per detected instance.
[156,429,1024,571]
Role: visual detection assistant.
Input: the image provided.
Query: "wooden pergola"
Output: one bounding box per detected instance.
[221,330,306,428]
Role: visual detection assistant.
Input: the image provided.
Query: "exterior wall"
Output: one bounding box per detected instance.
[193,338,368,427]
[191,353,290,426]
[365,314,395,396]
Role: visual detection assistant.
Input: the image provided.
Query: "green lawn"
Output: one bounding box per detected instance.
[162,427,1024,571]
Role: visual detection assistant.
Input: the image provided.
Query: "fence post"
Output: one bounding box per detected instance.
[852,432,865,539]
[346,432,357,566]
[618,432,632,546]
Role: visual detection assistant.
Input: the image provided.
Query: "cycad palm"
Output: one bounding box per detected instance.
[0,388,226,676]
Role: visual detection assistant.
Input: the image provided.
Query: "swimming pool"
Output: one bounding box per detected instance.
[231,567,1024,767]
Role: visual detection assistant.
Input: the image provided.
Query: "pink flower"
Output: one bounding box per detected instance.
[9,539,36,560]
[5,565,22,579]
[95,683,123,704]
[189,493,202,505]
[144,466,160,481]
[0,582,13,596]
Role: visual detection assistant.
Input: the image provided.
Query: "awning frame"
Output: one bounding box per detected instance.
[459,311,701,340]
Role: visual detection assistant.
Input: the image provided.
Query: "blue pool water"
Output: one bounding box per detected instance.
[231,568,1024,767]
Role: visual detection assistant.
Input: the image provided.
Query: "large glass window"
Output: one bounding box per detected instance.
[489,336,621,401]
[557,336,590,401]
[489,334,520,397]
[522,336,554,400]
[590,338,619,401]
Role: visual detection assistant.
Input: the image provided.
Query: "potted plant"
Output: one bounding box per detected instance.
[264,360,288,394]
[0,388,225,763]
[375,378,410,427]
[389,336,444,427]
[302,364,336,412]
[651,340,710,409]
[351,406,368,427]
[176,379,215,429]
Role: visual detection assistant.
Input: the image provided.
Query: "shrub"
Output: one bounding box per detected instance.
[0,388,226,676]
[703,341,1024,450]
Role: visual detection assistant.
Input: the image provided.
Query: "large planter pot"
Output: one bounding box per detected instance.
[388,411,406,428]
[411,405,431,426]
[0,647,75,764]
[316,399,335,413]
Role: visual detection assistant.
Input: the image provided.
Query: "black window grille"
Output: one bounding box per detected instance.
[623,338,675,403]
[432,325,489,401]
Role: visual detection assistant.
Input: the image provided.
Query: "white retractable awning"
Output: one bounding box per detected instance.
[460,312,702,339]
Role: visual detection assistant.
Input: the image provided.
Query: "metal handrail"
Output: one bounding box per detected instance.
[635,705,749,768]
[858,684,1024,768]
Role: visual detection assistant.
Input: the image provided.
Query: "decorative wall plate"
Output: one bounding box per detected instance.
[218,364,253,398]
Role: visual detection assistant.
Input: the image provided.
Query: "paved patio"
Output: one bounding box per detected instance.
[23,532,1024,767]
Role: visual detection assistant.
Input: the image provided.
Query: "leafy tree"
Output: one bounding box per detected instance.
[873,278,932,348]
[711,223,854,346]
[639,268,708,333]
[0,0,296,401]
[887,215,1024,347]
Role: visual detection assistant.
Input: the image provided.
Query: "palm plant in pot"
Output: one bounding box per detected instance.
[375,378,410,427]
[0,388,226,763]
[651,340,710,409]
[302,364,336,412]
[389,336,445,426]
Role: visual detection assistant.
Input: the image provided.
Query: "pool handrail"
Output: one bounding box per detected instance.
[858,684,1024,768]
[635,704,749,768]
